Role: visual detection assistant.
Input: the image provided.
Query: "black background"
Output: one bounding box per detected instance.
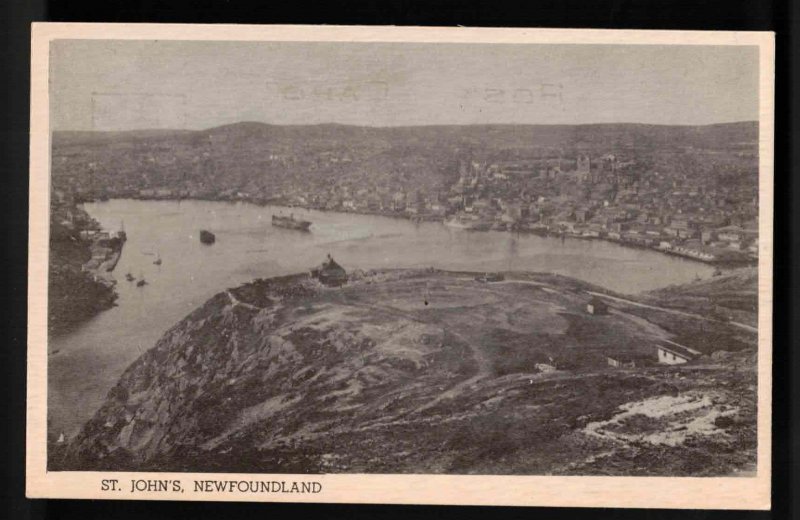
[2,1,797,519]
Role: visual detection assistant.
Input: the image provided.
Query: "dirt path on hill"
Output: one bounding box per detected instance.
[456,277,546,288]
[586,291,757,333]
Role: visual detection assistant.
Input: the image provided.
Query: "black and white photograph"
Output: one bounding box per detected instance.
[27,24,774,508]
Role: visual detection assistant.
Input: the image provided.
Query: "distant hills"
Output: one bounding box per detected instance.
[54,121,758,150]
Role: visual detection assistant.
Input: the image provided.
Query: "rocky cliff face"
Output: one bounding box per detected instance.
[60,270,757,475]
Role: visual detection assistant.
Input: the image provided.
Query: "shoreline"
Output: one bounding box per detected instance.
[48,206,126,336]
[84,195,757,268]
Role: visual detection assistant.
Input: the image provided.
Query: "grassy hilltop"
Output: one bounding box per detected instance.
[59,269,758,476]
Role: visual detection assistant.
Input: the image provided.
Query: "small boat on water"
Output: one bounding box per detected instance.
[491,221,508,231]
[200,230,216,244]
[125,272,135,282]
[444,215,491,231]
[528,224,549,237]
[444,216,471,230]
[153,252,162,265]
[272,213,312,231]
[136,273,147,287]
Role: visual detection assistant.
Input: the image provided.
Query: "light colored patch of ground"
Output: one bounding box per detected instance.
[623,393,713,418]
[357,321,442,370]
[584,392,738,447]
[327,377,365,400]
[278,305,364,333]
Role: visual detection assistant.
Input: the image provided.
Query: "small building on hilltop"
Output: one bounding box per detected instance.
[586,296,609,315]
[656,341,701,365]
[311,254,348,287]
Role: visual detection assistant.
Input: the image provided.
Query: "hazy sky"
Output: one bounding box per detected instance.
[50,40,759,131]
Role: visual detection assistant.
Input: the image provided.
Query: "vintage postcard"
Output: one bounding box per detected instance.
[28,24,774,509]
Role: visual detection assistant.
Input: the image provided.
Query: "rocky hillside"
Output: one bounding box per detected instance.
[642,267,759,328]
[48,205,118,335]
[59,270,757,476]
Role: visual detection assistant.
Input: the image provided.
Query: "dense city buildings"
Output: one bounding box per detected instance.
[51,122,759,265]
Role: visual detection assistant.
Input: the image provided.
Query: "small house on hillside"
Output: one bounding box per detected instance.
[311,254,348,287]
[586,296,609,315]
[606,354,637,368]
[656,341,701,365]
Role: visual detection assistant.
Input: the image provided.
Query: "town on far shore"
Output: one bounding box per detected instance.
[52,123,759,267]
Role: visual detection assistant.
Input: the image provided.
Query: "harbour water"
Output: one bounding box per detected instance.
[49,199,717,439]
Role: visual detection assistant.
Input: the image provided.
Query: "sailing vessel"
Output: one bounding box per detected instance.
[153,252,162,265]
[136,272,147,287]
[125,271,135,282]
[272,213,312,231]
